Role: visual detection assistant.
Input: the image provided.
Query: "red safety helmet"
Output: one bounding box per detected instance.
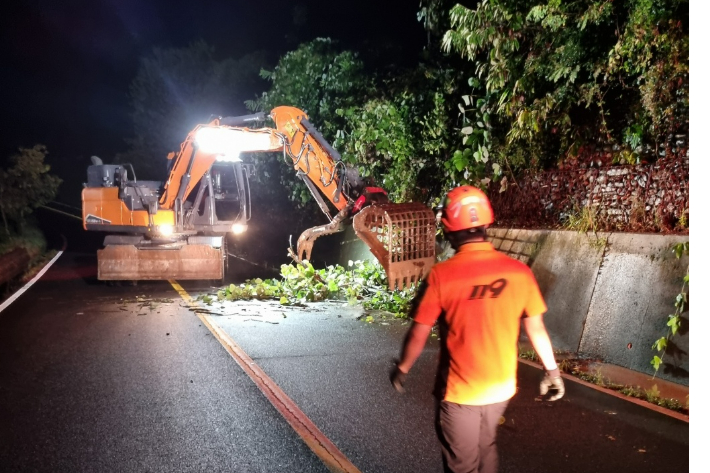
[440,185,494,232]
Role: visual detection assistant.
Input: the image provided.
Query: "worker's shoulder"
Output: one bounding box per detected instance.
[434,246,532,273]
[492,251,538,278]
[495,250,531,267]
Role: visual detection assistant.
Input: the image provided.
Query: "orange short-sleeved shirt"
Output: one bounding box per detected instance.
[413,241,547,406]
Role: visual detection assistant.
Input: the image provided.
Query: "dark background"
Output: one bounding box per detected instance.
[1,0,427,206]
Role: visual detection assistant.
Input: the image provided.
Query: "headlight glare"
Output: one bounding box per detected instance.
[157,225,174,236]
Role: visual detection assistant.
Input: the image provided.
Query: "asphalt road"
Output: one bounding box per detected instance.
[0,251,690,473]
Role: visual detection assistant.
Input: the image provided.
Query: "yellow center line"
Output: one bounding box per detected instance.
[169,280,362,473]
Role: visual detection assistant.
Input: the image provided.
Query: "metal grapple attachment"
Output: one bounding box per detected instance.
[352,202,436,290]
[290,207,349,264]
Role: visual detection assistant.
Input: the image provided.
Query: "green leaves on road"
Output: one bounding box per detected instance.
[204,260,417,317]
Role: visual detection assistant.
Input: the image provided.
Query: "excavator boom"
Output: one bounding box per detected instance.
[269,106,436,290]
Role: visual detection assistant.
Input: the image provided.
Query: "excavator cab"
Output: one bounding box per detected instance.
[210,162,253,226]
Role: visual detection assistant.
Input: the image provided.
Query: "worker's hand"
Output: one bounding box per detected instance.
[539,369,565,401]
[390,365,407,393]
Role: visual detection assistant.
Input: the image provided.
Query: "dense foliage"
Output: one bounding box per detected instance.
[249,39,466,205]
[246,39,370,208]
[249,38,368,138]
[439,0,688,176]
[247,1,687,210]
[0,145,61,235]
[334,67,459,203]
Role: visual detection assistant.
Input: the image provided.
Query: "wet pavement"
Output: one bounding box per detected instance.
[0,251,691,473]
[189,296,690,473]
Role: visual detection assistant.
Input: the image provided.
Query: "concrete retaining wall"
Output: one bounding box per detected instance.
[322,226,689,386]
[487,229,689,386]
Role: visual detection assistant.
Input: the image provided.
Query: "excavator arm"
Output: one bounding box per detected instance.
[266,106,437,290]
[269,106,353,215]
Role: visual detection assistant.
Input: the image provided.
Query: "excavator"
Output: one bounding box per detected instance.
[82,106,436,289]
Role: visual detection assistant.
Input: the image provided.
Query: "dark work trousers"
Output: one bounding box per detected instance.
[435,399,510,473]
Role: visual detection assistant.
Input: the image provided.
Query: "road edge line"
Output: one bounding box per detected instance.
[518,358,689,423]
[0,250,63,314]
[169,281,362,473]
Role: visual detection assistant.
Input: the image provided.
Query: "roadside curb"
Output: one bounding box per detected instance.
[518,358,689,423]
[0,249,64,315]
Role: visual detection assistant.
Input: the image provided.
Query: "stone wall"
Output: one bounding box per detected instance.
[488,150,689,234]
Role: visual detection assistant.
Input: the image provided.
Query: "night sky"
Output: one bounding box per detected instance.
[1,0,427,204]
[4,1,702,207]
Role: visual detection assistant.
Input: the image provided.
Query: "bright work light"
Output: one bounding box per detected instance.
[231,223,247,234]
[157,225,174,236]
[195,127,274,161]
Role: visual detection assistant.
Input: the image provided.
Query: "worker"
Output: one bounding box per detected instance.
[389,185,564,473]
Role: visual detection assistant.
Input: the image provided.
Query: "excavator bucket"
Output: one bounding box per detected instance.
[97,243,224,281]
[352,202,436,290]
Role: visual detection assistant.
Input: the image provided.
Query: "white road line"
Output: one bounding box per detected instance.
[0,251,64,314]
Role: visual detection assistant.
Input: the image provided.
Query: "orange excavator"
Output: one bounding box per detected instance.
[82,106,436,289]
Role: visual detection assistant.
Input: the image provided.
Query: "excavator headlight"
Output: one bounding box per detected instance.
[231,223,247,234]
[195,127,274,158]
[215,153,242,162]
[157,225,174,236]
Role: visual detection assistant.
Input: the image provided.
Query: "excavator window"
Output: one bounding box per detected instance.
[213,164,243,221]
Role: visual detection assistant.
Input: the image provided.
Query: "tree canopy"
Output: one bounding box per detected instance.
[250,38,463,204]
[334,67,459,203]
[0,145,62,235]
[439,0,688,176]
[249,38,368,139]
[246,38,371,207]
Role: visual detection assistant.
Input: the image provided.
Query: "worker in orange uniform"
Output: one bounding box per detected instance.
[390,185,564,473]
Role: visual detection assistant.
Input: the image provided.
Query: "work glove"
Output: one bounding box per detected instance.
[390,365,407,393]
[539,368,565,401]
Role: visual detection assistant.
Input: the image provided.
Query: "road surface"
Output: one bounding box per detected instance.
[0,251,690,472]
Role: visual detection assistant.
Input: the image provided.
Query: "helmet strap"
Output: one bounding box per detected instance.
[444,227,487,250]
